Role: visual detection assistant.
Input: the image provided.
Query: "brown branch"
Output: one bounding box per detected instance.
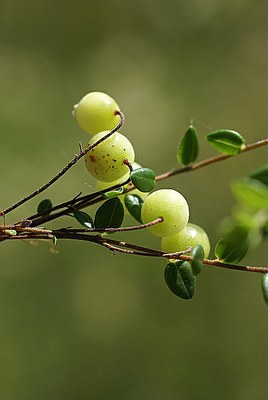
[1,228,267,274]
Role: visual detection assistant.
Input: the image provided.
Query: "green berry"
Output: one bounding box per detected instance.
[161,223,210,257]
[141,189,189,237]
[73,91,121,134]
[85,131,135,182]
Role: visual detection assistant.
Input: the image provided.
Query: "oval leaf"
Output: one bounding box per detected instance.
[164,261,196,300]
[261,274,268,305]
[73,210,94,229]
[206,130,245,155]
[94,197,124,229]
[191,244,204,275]
[215,225,249,263]
[192,244,204,260]
[37,198,53,215]
[177,125,199,166]
[250,164,268,187]
[130,168,155,192]
[231,178,268,210]
[191,260,203,276]
[124,194,143,223]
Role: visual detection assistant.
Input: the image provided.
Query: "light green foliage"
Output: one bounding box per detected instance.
[231,178,268,210]
[141,189,189,237]
[261,274,268,304]
[250,164,268,186]
[215,225,250,263]
[85,131,135,182]
[73,91,121,134]
[161,223,210,258]
[130,168,156,192]
[215,165,268,265]
[206,129,245,155]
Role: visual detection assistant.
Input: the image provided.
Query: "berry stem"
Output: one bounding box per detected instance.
[123,159,133,172]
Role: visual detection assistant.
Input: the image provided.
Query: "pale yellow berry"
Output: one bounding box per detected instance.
[141,189,189,237]
[85,131,135,182]
[73,91,120,134]
[161,223,210,257]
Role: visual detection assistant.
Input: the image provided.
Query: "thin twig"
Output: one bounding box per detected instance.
[59,217,163,233]
[27,176,131,227]
[1,111,125,216]
[155,138,268,183]
[2,230,268,273]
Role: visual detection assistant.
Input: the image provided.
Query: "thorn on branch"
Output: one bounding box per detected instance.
[78,142,83,154]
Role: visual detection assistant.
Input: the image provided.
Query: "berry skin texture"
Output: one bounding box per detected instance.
[141,189,189,237]
[96,162,149,212]
[73,91,120,134]
[161,223,210,258]
[85,131,135,182]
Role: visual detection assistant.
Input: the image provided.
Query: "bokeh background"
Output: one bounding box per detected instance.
[0,1,267,399]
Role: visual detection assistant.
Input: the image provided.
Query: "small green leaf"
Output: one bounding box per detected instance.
[191,260,203,276]
[215,225,249,263]
[177,125,199,166]
[231,178,268,210]
[261,274,268,305]
[130,168,155,192]
[4,229,17,236]
[94,197,124,229]
[37,198,53,215]
[191,244,205,275]
[206,130,245,155]
[124,194,143,223]
[192,244,204,260]
[250,164,268,187]
[73,210,94,229]
[164,261,196,300]
[103,187,124,199]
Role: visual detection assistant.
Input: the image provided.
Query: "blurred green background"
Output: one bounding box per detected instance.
[0,0,267,399]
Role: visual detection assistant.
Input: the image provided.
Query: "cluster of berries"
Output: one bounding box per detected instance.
[73,92,210,258]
